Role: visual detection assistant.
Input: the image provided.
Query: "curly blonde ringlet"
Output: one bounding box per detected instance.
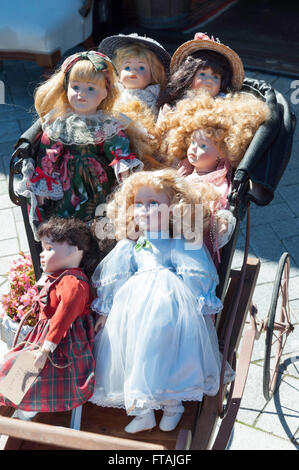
[34,59,119,121]
[158,90,270,168]
[107,169,211,241]
[113,44,168,88]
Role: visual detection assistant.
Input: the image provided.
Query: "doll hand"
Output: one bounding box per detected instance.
[36,195,45,205]
[118,170,130,182]
[217,218,228,237]
[32,349,49,369]
[177,158,194,177]
[95,315,108,333]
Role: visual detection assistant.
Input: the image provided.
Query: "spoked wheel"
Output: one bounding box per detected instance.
[263,252,294,401]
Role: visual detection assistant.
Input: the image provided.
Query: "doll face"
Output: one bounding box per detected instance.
[134,186,170,232]
[119,57,152,90]
[191,67,221,97]
[40,237,82,273]
[187,130,220,172]
[67,79,108,115]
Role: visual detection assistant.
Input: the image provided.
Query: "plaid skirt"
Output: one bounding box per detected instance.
[0,314,95,412]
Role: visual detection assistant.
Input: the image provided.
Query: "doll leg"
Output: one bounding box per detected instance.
[159,400,184,432]
[124,408,156,434]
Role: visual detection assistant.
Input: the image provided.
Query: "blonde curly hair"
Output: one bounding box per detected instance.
[158,90,270,168]
[107,168,212,241]
[34,58,119,120]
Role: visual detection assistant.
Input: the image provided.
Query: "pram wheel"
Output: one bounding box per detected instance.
[263,252,294,401]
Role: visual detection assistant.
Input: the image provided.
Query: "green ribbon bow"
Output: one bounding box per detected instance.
[134,237,152,252]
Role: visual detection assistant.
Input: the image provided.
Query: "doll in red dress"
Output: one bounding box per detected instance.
[0,217,102,415]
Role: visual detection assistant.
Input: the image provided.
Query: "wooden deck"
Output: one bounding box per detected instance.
[0,401,198,450]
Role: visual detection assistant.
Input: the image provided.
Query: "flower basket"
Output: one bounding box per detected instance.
[0,252,37,348]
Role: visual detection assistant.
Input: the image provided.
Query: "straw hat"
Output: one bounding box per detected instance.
[170,32,244,90]
[98,33,171,73]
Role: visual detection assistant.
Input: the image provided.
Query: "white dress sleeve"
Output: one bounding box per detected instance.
[171,238,223,315]
[91,239,136,315]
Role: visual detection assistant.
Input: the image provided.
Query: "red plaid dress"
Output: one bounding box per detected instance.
[0,268,95,412]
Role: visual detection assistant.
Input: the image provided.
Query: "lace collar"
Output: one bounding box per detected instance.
[42,108,131,145]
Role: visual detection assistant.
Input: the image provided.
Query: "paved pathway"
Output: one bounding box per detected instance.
[0,58,298,450]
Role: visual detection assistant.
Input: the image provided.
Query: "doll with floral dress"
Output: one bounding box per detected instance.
[89,169,235,434]
[159,91,270,263]
[17,50,142,239]
[0,217,103,417]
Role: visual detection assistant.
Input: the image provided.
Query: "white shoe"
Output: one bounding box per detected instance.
[124,411,156,433]
[159,411,183,432]
[13,409,37,421]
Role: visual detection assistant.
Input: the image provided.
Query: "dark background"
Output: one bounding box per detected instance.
[92,0,299,76]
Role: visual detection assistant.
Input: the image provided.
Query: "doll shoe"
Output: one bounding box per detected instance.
[124,410,156,433]
[13,410,37,421]
[159,411,183,432]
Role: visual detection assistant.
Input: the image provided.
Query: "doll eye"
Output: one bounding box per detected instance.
[139,66,145,71]
[213,75,220,80]
[124,66,131,71]
[199,72,206,77]
[135,202,143,207]
[72,85,80,91]
[149,200,159,206]
[200,144,207,149]
[88,86,95,92]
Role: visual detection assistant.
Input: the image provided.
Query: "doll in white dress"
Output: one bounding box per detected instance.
[89,169,235,433]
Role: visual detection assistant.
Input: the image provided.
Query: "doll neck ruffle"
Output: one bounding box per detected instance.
[186,159,232,187]
[41,108,131,145]
[118,84,160,110]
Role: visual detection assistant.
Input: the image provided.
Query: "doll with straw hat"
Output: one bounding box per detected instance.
[157,32,244,109]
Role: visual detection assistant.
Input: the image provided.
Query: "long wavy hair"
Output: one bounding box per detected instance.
[106,168,212,241]
[34,59,119,120]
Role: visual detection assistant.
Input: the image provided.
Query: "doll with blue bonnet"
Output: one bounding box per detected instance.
[89,169,235,434]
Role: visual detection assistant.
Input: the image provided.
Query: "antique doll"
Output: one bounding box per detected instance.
[89,169,234,434]
[159,91,270,263]
[157,32,244,111]
[98,33,171,114]
[0,217,103,417]
[17,50,142,239]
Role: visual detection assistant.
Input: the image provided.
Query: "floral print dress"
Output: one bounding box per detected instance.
[18,110,142,233]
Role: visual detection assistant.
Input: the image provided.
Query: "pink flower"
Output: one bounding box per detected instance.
[194,32,213,41]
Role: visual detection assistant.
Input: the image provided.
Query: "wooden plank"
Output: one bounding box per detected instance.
[0,415,167,450]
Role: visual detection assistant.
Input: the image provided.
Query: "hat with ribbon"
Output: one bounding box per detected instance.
[170,32,244,90]
[98,33,171,73]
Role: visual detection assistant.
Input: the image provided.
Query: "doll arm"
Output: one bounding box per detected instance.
[171,238,223,315]
[91,239,136,315]
[103,131,143,182]
[43,275,91,347]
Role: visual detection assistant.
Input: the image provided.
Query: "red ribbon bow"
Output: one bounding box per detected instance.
[109,151,137,167]
[30,167,59,191]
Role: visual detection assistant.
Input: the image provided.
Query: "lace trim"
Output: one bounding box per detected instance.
[42,109,131,145]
